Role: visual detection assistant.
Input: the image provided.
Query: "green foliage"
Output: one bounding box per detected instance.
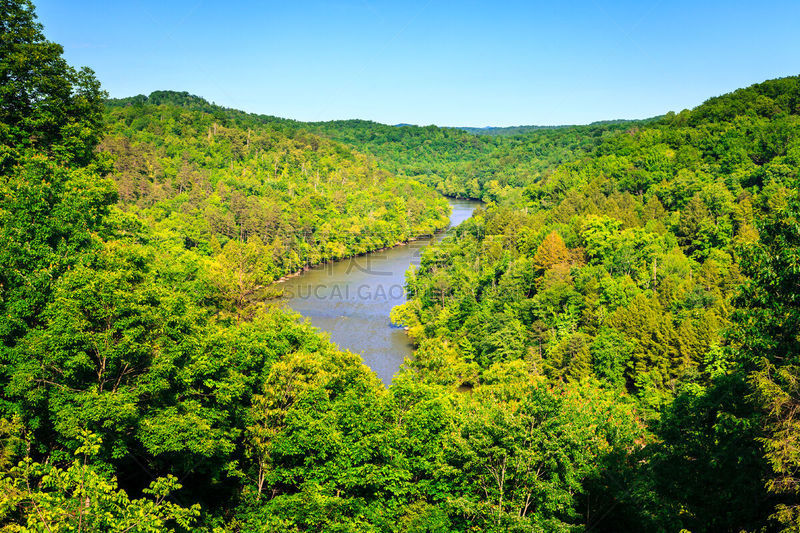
[4,2,800,529]
[0,430,199,532]
[731,191,800,530]
[0,158,117,345]
[232,370,645,533]
[640,377,770,532]
[397,76,800,401]
[306,118,640,200]
[445,380,604,531]
[100,92,450,303]
[391,75,800,531]
[0,0,105,170]
[0,0,113,349]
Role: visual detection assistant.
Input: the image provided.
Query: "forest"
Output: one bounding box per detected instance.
[1,0,800,531]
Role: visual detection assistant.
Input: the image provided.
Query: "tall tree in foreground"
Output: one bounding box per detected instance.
[0,0,113,348]
[0,0,105,170]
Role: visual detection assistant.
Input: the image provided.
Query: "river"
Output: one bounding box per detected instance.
[280,198,482,386]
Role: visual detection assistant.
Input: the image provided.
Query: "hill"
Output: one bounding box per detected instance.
[99,93,449,317]
[392,74,800,531]
[457,118,647,137]
[305,117,642,200]
[3,2,800,529]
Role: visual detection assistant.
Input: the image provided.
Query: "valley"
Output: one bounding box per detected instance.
[2,1,800,530]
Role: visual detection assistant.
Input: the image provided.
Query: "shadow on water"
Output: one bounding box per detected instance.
[279,198,482,386]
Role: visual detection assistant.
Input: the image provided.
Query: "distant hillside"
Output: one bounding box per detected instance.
[106,91,295,130]
[458,118,661,137]
[106,94,661,202]
[458,124,572,136]
[304,118,644,200]
[101,92,450,311]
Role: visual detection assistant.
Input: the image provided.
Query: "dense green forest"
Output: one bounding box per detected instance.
[98,92,449,319]
[391,75,800,529]
[305,118,647,201]
[2,1,800,531]
[457,120,647,138]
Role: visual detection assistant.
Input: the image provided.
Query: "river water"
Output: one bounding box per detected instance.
[280,198,481,386]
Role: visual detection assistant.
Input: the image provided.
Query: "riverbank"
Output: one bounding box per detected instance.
[273,221,451,285]
[279,198,482,386]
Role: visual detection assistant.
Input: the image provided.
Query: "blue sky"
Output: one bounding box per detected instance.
[36,0,800,126]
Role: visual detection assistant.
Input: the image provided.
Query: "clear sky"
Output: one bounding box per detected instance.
[35,0,800,127]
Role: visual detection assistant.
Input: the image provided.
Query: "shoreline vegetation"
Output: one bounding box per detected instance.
[2,1,800,531]
[272,195,474,285]
[273,223,446,284]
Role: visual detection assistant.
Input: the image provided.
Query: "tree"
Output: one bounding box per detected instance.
[609,293,680,403]
[0,0,105,169]
[206,236,276,321]
[445,379,643,532]
[547,332,592,381]
[0,0,114,350]
[640,377,771,532]
[678,194,716,259]
[732,192,800,530]
[245,350,333,501]
[532,231,571,273]
[0,430,199,532]
[590,327,633,389]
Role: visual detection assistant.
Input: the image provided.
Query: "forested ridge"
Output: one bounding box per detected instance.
[391,74,800,530]
[2,1,800,531]
[458,119,650,138]
[98,91,449,320]
[306,118,650,201]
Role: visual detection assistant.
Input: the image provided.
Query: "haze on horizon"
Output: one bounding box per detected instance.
[35,0,800,127]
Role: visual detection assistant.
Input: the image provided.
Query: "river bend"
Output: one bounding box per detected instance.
[280,198,481,385]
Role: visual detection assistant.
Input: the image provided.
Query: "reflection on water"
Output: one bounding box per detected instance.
[280,198,482,386]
